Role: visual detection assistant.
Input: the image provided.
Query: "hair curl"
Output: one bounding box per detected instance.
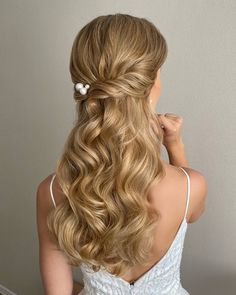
[47,13,168,278]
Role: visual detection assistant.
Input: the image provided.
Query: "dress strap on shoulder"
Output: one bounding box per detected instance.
[49,174,57,208]
[178,167,191,219]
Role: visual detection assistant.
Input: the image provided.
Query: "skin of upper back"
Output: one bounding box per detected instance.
[36,161,208,291]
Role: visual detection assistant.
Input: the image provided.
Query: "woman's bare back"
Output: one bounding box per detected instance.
[119,161,207,284]
[47,160,207,285]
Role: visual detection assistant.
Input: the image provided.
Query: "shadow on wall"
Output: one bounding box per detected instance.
[185,273,236,295]
[72,266,84,288]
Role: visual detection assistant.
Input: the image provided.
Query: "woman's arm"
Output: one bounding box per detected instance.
[166,139,189,167]
[36,178,74,295]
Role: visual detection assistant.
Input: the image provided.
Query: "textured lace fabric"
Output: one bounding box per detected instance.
[77,217,190,295]
[49,167,191,294]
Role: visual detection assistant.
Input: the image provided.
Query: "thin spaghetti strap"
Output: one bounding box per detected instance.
[49,174,57,208]
[178,167,191,220]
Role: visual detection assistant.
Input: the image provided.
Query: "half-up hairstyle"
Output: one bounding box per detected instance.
[47,13,168,277]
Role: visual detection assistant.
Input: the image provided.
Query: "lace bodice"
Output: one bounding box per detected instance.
[79,218,188,294]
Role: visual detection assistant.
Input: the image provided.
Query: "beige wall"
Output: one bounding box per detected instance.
[0,1,235,294]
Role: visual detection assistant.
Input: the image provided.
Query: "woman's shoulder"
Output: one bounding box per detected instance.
[165,163,208,223]
[36,173,67,210]
[164,162,207,185]
[148,162,208,222]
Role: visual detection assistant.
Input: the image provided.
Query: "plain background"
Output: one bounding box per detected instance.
[0,1,235,294]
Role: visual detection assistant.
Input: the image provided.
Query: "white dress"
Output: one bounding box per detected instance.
[50,167,191,295]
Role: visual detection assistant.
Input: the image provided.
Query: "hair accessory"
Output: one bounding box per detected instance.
[74,83,90,95]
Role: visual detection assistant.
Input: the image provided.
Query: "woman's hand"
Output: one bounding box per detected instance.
[156,113,184,149]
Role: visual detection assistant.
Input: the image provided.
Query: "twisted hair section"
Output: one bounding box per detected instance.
[47,13,168,277]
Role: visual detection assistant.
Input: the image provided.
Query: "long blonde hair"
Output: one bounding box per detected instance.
[47,13,168,277]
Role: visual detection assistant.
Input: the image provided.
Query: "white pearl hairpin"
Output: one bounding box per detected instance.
[74,83,90,95]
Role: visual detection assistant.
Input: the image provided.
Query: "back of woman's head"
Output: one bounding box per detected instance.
[47,13,168,277]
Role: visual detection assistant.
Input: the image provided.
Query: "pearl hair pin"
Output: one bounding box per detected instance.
[74,83,90,95]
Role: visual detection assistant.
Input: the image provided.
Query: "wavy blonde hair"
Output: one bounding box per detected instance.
[47,13,168,277]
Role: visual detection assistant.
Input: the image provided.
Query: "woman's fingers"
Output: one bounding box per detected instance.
[157,114,176,131]
[154,113,184,148]
[157,113,183,125]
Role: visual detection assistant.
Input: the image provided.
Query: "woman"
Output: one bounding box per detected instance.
[36,13,208,295]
